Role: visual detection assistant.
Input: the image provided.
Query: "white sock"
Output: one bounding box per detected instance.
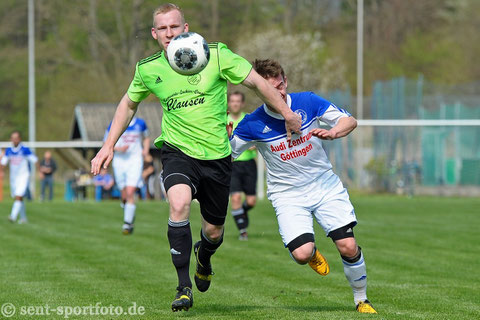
[10,200,22,221]
[19,201,27,221]
[342,251,368,305]
[123,203,136,225]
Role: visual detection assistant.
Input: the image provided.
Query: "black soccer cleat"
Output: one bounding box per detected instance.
[238,231,248,241]
[194,241,214,292]
[122,223,134,235]
[171,286,193,312]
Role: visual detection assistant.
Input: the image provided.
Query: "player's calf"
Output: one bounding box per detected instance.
[194,229,223,292]
[329,223,372,309]
[231,208,248,239]
[168,219,193,290]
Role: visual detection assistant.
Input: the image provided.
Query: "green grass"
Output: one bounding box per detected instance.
[0,196,479,319]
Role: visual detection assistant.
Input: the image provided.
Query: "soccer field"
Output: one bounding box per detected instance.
[1,196,479,319]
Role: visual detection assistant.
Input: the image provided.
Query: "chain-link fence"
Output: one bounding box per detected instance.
[324,77,480,195]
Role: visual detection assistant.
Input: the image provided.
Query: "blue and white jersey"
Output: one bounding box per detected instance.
[1,143,38,179]
[105,117,148,159]
[230,92,350,197]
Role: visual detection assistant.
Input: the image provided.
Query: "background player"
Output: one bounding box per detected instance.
[230,59,377,313]
[104,117,149,234]
[1,131,38,224]
[227,91,257,240]
[90,3,301,312]
[39,150,57,201]
[93,167,115,201]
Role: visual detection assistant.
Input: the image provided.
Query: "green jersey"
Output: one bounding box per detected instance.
[228,112,256,162]
[127,42,252,160]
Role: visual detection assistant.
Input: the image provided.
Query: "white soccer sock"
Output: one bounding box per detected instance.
[19,201,27,221]
[342,251,368,305]
[123,203,136,225]
[10,200,22,221]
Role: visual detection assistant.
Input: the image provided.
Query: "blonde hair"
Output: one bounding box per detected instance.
[152,3,185,26]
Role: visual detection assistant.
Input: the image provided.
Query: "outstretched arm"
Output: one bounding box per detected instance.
[310,116,357,140]
[242,69,301,141]
[91,94,139,175]
[1,152,8,168]
[142,136,150,158]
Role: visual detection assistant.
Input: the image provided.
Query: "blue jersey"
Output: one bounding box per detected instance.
[230,92,350,196]
[105,117,148,159]
[1,144,38,180]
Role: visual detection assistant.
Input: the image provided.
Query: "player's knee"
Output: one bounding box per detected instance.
[206,231,222,243]
[246,197,256,207]
[203,224,224,242]
[169,199,190,220]
[336,239,358,258]
[124,187,136,202]
[230,193,242,208]
[291,243,315,264]
[287,234,315,264]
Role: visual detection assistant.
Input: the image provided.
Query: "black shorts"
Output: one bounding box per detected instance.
[160,143,232,226]
[230,159,257,195]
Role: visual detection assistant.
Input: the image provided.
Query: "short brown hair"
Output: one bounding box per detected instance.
[11,130,21,138]
[228,91,245,102]
[152,3,185,26]
[252,59,285,80]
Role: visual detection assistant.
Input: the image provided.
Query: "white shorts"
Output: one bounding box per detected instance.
[112,156,143,190]
[10,174,30,198]
[270,171,356,247]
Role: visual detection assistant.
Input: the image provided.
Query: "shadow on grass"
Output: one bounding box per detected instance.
[192,303,351,315]
[284,304,352,312]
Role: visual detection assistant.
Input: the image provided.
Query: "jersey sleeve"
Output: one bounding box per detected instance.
[310,92,351,127]
[230,136,254,159]
[28,154,38,163]
[229,117,255,159]
[127,63,151,103]
[140,119,149,137]
[23,147,38,164]
[103,123,111,142]
[217,43,253,85]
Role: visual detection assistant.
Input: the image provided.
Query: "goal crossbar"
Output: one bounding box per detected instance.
[1,119,479,149]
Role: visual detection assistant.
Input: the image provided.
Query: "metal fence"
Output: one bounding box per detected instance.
[324,77,480,195]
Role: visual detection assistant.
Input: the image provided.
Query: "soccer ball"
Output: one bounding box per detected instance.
[166,32,210,75]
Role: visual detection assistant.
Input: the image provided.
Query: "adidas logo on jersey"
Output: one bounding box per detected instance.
[155,76,163,84]
[262,125,272,133]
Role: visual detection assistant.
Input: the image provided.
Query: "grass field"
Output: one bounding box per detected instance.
[1,195,479,319]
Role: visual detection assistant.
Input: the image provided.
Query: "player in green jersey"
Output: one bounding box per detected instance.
[90,3,302,312]
[227,91,257,240]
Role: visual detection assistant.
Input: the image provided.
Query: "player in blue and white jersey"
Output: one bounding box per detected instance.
[229,59,376,314]
[104,117,149,234]
[1,131,38,224]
